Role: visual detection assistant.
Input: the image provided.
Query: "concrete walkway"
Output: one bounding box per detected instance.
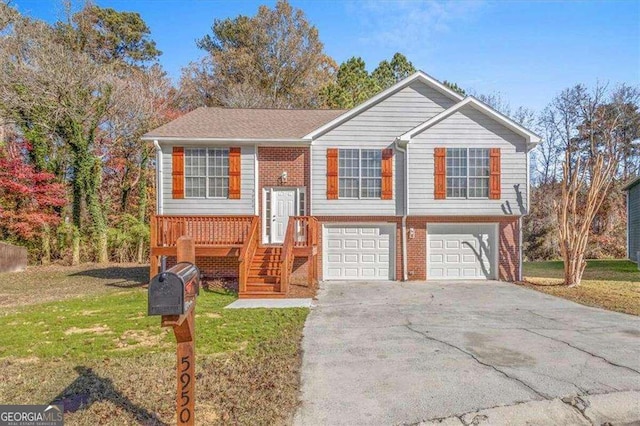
[224,298,313,309]
[294,280,640,425]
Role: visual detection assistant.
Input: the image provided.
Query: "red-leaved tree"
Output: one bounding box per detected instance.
[0,142,66,242]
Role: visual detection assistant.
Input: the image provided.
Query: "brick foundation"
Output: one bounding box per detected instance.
[166,256,240,279]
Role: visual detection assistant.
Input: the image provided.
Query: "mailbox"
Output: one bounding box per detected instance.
[148,262,200,316]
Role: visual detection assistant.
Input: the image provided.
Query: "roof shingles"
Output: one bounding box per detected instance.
[143,107,347,140]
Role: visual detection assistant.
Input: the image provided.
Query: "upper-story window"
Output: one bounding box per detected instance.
[185,148,229,198]
[446,148,489,199]
[339,149,382,198]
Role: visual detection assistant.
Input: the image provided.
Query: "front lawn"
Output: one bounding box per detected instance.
[0,264,308,425]
[522,260,640,316]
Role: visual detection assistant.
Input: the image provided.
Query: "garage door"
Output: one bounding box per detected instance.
[323,224,395,280]
[427,223,497,279]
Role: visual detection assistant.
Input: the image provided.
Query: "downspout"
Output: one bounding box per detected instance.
[153,140,166,271]
[153,140,163,214]
[520,142,532,282]
[396,139,409,281]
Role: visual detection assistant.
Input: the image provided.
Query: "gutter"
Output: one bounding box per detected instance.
[141,136,312,146]
[395,139,409,281]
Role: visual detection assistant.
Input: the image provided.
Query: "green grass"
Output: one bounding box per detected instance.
[0,264,309,425]
[0,287,306,359]
[522,259,640,315]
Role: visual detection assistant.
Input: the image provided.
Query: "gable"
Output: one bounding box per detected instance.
[314,81,457,144]
[412,104,527,150]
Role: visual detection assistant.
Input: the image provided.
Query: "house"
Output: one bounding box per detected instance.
[141,71,541,298]
[623,176,640,263]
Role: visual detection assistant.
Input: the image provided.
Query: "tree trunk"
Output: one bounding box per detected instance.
[71,226,80,266]
[41,224,51,265]
[96,230,108,263]
[86,157,108,263]
[136,150,149,264]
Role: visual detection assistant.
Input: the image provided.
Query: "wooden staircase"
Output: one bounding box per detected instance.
[243,247,285,298]
[238,216,319,299]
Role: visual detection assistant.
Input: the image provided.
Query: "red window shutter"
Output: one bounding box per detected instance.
[489,148,501,199]
[434,147,446,199]
[326,148,338,199]
[172,146,184,199]
[229,147,241,199]
[381,148,393,200]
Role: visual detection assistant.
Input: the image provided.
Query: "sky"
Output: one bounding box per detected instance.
[12,0,640,112]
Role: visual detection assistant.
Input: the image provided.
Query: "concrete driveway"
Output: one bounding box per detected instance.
[294,280,640,425]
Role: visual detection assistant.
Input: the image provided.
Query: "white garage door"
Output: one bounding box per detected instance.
[427,223,497,280]
[323,224,395,280]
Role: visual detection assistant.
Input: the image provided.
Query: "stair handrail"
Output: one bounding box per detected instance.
[279,216,297,295]
[238,216,259,294]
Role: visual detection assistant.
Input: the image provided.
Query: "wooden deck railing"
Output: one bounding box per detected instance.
[292,216,319,248]
[238,217,260,294]
[150,215,255,247]
[280,216,320,293]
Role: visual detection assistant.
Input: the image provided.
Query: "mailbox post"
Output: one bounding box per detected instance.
[148,236,199,426]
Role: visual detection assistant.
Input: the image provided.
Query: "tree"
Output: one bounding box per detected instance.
[550,84,630,286]
[0,139,66,246]
[55,4,160,66]
[371,53,416,88]
[319,57,380,108]
[443,80,466,96]
[0,3,164,264]
[181,0,335,109]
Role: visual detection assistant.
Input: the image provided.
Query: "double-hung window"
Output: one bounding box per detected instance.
[446,148,489,198]
[185,148,229,198]
[338,149,382,198]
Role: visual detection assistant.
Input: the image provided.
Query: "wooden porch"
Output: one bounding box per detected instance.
[150,215,319,298]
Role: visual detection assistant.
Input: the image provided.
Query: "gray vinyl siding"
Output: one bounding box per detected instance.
[159,142,255,215]
[408,105,528,216]
[312,81,456,216]
[628,182,640,262]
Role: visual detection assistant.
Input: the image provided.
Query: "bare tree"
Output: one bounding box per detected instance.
[553,84,627,286]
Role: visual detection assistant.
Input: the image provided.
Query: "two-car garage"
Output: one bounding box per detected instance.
[321,222,499,281]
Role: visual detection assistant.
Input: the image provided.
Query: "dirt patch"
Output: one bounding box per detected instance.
[113,329,168,350]
[65,325,112,335]
[198,312,222,319]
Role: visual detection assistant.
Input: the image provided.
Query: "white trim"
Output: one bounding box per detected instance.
[262,187,305,244]
[622,176,640,191]
[153,140,163,214]
[141,136,311,145]
[398,97,542,146]
[303,71,464,140]
[254,144,259,216]
[322,223,397,281]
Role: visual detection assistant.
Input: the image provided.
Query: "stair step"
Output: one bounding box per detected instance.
[253,254,282,260]
[249,267,281,275]
[246,282,277,291]
[257,247,282,253]
[248,275,279,284]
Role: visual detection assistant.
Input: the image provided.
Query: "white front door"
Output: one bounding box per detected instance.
[270,189,297,244]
